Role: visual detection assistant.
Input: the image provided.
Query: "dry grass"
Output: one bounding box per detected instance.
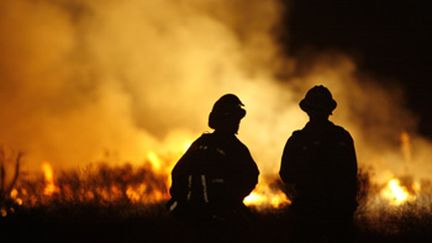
[1,163,432,242]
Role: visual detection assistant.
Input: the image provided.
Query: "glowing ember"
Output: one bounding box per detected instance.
[10,188,18,198]
[381,178,415,206]
[41,162,58,196]
[1,207,7,217]
[9,188,23,205]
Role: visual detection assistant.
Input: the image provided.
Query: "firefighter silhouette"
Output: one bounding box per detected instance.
[279,85,358,243]
[168,94,259,242]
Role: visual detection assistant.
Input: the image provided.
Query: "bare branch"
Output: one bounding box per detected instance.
[0,163,4,195]
[0,148,4,194]
[6,152,22,193]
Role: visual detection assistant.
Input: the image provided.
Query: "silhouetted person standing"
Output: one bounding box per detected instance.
[279,85,358,243]
[168,94,259,243]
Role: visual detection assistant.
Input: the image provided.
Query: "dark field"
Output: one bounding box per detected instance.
[2,202,432,243]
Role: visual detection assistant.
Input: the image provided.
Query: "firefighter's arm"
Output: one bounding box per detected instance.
[279,134,302,202]
[279,134,298,184]
[348,135,358,178]
[337,128,358,178]
[346,133,359,199]
[285,183,298,201]
[337,129,359,205]
[231,149,259,200]
[242,155,259,196]
[169,139,200,198]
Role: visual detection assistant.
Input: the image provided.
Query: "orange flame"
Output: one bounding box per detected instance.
[244,178,290,209]
[381,178,415,206]
[41,162,58,196]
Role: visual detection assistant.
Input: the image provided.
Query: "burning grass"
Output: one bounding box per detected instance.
[352,170,432,242]
[2,162,168,216]
[1,158,432,242]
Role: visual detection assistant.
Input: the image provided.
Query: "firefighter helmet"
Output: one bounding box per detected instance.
[299,85,337,114]
[208,94,246,129]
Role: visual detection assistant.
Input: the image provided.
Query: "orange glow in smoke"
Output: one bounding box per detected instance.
[147,152,163,172]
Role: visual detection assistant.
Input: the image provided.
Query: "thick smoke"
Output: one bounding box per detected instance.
[0,0,288,171]
[1,0,431,182]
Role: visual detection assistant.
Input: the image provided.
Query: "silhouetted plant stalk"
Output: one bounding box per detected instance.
[0,148,22,217]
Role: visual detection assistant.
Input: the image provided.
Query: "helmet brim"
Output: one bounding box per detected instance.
[299,98,337,115]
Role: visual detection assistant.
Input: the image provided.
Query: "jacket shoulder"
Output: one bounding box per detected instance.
[191,133,213,146]
[287,129,304,141]
[233,136,250,150]
[332,125,354,141]
[196,132,213,141]
[292,130,303,137]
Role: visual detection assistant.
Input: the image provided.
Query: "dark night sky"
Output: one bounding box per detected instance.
[284,0,432,137]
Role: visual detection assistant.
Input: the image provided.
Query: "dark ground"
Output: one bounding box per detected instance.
[2,204,432,243]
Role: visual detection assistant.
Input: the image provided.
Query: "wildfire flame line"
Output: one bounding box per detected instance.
[7,160,426,210]
[1,136,427,213]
